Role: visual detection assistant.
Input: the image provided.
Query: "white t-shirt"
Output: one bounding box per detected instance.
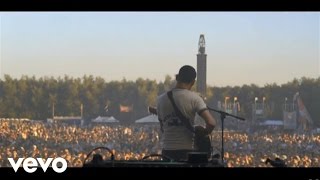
[157,88,207,150]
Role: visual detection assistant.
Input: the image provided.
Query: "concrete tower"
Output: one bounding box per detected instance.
[197,34,207,97]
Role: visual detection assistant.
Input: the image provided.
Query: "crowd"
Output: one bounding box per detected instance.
[0,120,319,167]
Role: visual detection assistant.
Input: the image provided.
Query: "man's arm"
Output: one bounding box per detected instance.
[198,109,216,134]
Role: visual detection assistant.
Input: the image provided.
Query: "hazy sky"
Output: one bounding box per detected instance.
[0,12,319,87]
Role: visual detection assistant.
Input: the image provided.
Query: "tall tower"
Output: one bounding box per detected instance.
[197,34,207,97]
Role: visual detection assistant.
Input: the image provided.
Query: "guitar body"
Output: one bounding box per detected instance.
[194,126,211,155]
[148,106,212,156]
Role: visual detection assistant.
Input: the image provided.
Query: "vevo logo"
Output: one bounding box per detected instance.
[8,157,68,173]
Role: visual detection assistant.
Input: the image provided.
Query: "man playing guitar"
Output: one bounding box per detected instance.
[153,65,217,162]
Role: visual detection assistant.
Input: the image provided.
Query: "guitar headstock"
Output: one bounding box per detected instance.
[148,106,157,115]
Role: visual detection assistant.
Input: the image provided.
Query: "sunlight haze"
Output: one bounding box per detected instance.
[0,12,319,87]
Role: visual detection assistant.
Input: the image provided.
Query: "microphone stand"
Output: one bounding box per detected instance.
[207,106,245,165]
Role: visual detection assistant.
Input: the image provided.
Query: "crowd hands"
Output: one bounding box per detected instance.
[0,120,319,167]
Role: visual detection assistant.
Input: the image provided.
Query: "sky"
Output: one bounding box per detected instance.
[0,12,319,87]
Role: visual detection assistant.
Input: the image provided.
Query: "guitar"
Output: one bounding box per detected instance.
[148,106,212,155]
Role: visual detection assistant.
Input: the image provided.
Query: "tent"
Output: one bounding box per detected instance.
[259,120,283,126]
[135,115,159,123]
[92,116,119,123]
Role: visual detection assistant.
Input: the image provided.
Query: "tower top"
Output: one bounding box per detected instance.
[198,34,206,54]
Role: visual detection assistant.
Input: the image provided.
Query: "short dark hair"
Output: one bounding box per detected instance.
[175,65,197,83]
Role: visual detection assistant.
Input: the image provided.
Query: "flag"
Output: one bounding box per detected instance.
[294,92,313,125]
[120,104,133,112]
[104,105,109,112]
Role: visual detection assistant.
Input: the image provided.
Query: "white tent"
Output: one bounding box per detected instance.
[259,120,283,126]
[92,116,119,123]
[135,115,159,123]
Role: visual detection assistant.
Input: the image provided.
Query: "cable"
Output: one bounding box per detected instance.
[83,146,115,166]
[210,133,213,158]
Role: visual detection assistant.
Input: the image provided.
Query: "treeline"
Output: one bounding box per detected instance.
[0,74,319,126]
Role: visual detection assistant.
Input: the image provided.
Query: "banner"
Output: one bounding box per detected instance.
[293,92,313,128]
[283,111,297,130]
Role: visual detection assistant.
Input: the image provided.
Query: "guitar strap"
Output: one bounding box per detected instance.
[167,90,212,155]
[167,90,195,133]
